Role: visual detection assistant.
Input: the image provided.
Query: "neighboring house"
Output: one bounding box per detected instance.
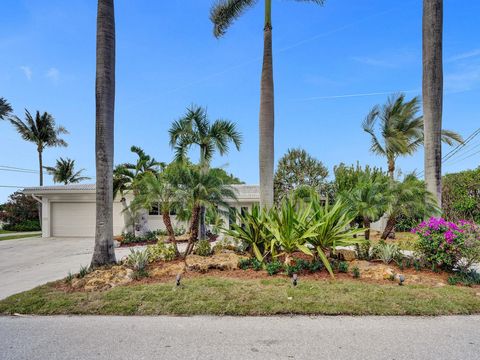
[22,184,260,238]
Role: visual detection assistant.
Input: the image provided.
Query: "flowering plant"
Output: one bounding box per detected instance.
[412,217,474,270]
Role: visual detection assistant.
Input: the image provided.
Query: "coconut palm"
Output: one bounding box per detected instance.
[130,170,189,256]
[210,0,325,209]
[362,94,462,179]
[423,0,444,207]
[381,174,439,239]
[5,110,68,186]
[44,158,90,185]
[91,0,116,267]
[0,97,12,120]
[169,105,241,239]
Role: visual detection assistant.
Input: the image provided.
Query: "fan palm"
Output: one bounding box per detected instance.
[0,97,12,120]
[362,94,462,179]
[423,0,444,206]
[210,0,325,208]
[169,105,241,239]
[91,0,116,267]
[44,158,90,185]
[6,110,68,186]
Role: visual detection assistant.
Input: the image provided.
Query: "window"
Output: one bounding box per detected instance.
[241,207,248,229]
[149,204,159,216]
[229,207,237,230]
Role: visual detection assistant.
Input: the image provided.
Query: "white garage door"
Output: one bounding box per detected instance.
[51,202,95,237]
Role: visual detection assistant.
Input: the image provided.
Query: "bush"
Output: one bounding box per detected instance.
[308,260,324,272]
[194,239,212,257]
[238,258,251,270]
[374,241,400,264]
[338,261,349,273]
[266,261,283,276]
[3,220,41,232]
[147,241,177,262]
[413,217,480,271]
[143,231,158,242]
[443,168,480,223]
[0,191,39,230]
[126,249,149,273]
[448,270,480,287]
[352,266,360,278]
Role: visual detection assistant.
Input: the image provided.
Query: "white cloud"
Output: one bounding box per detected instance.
[352,50,418,69]
[447,49,480,63]
[46,67,60,83]
[445,64,480,93]
[20,66,32,80]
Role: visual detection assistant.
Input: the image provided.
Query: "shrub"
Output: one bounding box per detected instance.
[352,266,360,278]
[442,168,480,223]
[194,239,212,257]
[121,232,137,244]
[413,217,480,271]
[3,220,41,232]
[266,261,283,276]
[251,258,262,271]
[147,242,177,262]
[0,191,39,229]
[143,231,158,242]
[284,264,299,277]
[448,270,480,287]
[374,241,400,264]
[308,260,324,273]
[238,258,251,270]
[338,261,349,273]
[126,249,149,273]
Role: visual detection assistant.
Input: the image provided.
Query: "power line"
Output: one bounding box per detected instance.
[0,168,37,174]
[442,127,480,163]
[0,185,26,188]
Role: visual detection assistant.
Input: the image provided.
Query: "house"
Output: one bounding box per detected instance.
[22,184,260,238]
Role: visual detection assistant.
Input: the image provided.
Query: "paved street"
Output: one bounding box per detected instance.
[1,315,479,359]
[0,236,134,299]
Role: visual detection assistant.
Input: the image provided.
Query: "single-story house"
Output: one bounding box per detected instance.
[22,184,260,238]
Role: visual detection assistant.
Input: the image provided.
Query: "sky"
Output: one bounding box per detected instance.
[1,0,479,202]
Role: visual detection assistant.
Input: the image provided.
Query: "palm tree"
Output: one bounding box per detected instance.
[210,0,325,209]
[169,105,241,239]
[423,0,444,207]
[130,170,189,255]
[362,94,462,179]
[0,97,12,120]
[44,158,90,185]
[6,110,68,186]
[381,174,439,239]
[91,0,116,267]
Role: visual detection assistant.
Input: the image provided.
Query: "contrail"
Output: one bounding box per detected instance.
[293,89,420,101]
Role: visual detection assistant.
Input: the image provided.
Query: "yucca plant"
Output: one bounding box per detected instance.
[265,197,317,265]
[224,205,273,263]
[307,199,366,277]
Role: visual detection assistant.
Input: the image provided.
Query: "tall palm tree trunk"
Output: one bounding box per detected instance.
[423,0,443,208]
[37,148,43,227]
[91,0,117,267]
[162,210,179,256]
[259,0,275,209]
[184,204,200,258]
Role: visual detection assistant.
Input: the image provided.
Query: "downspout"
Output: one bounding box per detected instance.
[30,194,44,234]
[31,194,42,204]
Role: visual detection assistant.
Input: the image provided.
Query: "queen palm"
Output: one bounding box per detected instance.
[169,105,241,239]
[362,94,462,179]
[91,0,116,267]
[0,97,12,120]
[44,158,90,185]
[210,0,324,208]
[423,0,444,207]
[5,110,68,186]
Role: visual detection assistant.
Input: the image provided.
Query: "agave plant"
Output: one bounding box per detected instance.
[307,199,366,277]
[224,205,273,263]
[264,197,317,265]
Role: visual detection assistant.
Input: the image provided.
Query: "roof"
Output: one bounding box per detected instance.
[22,183,260,201]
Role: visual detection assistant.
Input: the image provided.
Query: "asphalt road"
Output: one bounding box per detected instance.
[1,315,479,359]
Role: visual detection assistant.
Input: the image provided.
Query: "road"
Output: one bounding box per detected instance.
[1,315,479,359]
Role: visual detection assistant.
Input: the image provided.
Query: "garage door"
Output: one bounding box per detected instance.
[51,202,95,237]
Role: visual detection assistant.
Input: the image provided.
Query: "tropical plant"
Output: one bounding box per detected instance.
[442,168,480,223]
[423,0,444,207]
[362,94,462,179]
[210,0,325,208]
[91,0,117,267]
[44,158,90,185]
[274,148,329,204]
[381,174,439,239]
[224,204,273,262]
[264,197,316,265]
[194,239,212,257]
[146,241,177,262]
[374,241,400,264]
[307,197,366,277]
[0,97,12,120]
[126,248,149,276]
[0,191,39,231]
[169,105,241,240]
[4,110,68,186]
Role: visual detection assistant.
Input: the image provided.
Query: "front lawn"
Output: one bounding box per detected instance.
[1,276,479,316]
[0,233,41,241]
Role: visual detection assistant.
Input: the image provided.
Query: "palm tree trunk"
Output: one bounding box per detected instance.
[363,217,371,240]
[162,210,179,256]
[120,197,134,234]
[91,0,116,267]
[423,0,443,208]
[381,214,397,240]
[184,204,200,258]
[37,148,43,227]
[387,156,395,179]
[259,0,275,209]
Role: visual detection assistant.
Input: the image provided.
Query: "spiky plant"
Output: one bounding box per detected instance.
[210,0,325,208]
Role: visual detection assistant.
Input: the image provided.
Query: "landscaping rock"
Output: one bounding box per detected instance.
[336,249,356,262]
[350,260,396,281]
[71,266,133,292]
[186,253,248,272]
[150,263,185,278]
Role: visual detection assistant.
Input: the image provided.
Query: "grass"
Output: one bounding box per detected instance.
[1,277,479,316]
[371,231,419,251]
[0,229,14,234]
[0,233,41,241]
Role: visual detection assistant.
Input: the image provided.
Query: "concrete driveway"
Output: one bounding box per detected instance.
[0,236,134,299]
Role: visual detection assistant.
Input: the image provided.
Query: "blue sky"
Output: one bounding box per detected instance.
[1,0,479,202]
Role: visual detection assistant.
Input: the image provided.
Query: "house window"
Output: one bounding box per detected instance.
[229,207,237,229]
[149,204,159,216]
[241,207,248,229]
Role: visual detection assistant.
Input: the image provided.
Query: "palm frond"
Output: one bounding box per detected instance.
[210,0,257,38]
